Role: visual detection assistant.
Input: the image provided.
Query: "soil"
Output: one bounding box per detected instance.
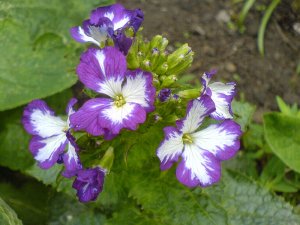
[119,0,300,117]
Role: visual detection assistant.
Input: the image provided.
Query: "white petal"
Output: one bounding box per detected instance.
[176,144,220,187]
[157,127,184,170]
[77,26,100,45]
[114,17,130,30]
[209,82,236,120]
[178,96,215,134]
[35,134,67,163]
[101,102,135,124]
[192,120,241,160]
[31,109,66,138]
[98,77,123,98]
[122,72,151,108]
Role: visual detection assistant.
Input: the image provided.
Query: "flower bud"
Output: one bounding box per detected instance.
[99,147,114,172]
[167,44,194,75]
[177,88,202,99]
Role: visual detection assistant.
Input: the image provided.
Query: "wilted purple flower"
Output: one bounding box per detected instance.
[70,47,155,138]
[158,88,172,102]
[72,167,106,203]
[201,70,236,120]
[157,95,241,187]
[70,4,144,54]
[22,99,82,176]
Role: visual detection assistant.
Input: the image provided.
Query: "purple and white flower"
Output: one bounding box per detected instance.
[72,167,106,203]
[22,99,82,176]
[201,70,236,120]
[70,47,156,138]
[70,4,144,54]
[157,95,241,187]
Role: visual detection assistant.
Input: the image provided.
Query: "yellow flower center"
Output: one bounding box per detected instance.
[115,95,126,107]
[182,133,193,144]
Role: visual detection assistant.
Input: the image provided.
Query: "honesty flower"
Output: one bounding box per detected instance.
[22,99,82,176]
[72,167,105,203]
[201,70,236,120]
[70,47,155,138]
[157,95,241,187]
[70,3,143,54]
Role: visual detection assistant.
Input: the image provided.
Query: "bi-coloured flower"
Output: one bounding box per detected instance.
[22,99,82,177]
[70,4,144,54]
[70,47,155,138]
[157,95,241,187]
[201,70,236,120]
[72,167,106,203]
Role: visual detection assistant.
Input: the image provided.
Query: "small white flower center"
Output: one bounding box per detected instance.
[182,133,193,144]
[114,95,126,107]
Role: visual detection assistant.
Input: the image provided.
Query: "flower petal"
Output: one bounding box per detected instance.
[176,144,221,187]
[22,100,66,138]
[62,131,82,178]
[76,47,127,94]
[176,95,215,134]
[209,82,236,120]
[30,134,67,169]
[122,69,156,112]
[72,167,105,203]
[90,4,143,31]
[98,101,146,134]
[157,126,184,170]
[192,120,242,161]
[66,98,77,116]
[70,98,106,136]
[70,19,113,45]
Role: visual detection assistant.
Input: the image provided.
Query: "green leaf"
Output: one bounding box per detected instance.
[0,197,23,225]
[206,170,300,225]
[0,0,114,111]
[0,180,50,225]
[0,108,34,170]
[232,100,256,132]
[264,113,300,173]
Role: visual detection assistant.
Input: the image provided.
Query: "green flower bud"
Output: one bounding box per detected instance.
[99,147,114,172]
[177,88,202,99]
[161,75,177,87]
[167,44,194,75]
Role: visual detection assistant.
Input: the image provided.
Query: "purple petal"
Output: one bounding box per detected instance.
[176,144,221,187]
[29,135,68,169]
[70,19,113,45]
[176,95,215,134]
[156,126,184,170]
[192,120,242,161]
[66,98,77,116]
[62,131,82,178]
[113,31,133,55]
[98,101,146,134]
[90,4,143,32]
[70,98,107,136]
[122,69,156,112]
[158,88,172,102]
[209,82,236,120]
[76,47,127,94]
[72,167,105,203]
[22,100,66,138]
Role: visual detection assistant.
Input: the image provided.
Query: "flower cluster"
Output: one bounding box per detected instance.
[22,3,241,203]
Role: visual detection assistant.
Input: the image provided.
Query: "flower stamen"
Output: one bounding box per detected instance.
[182,133,193,144]
[114,95,126,107]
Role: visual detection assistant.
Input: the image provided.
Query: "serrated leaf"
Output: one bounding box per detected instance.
[0,197,23,225]
[0,0,114,111]
[205,170,300,225]
[264,113,300,173]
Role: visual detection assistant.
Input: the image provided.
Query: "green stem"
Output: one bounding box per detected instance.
[258,0,281,56]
